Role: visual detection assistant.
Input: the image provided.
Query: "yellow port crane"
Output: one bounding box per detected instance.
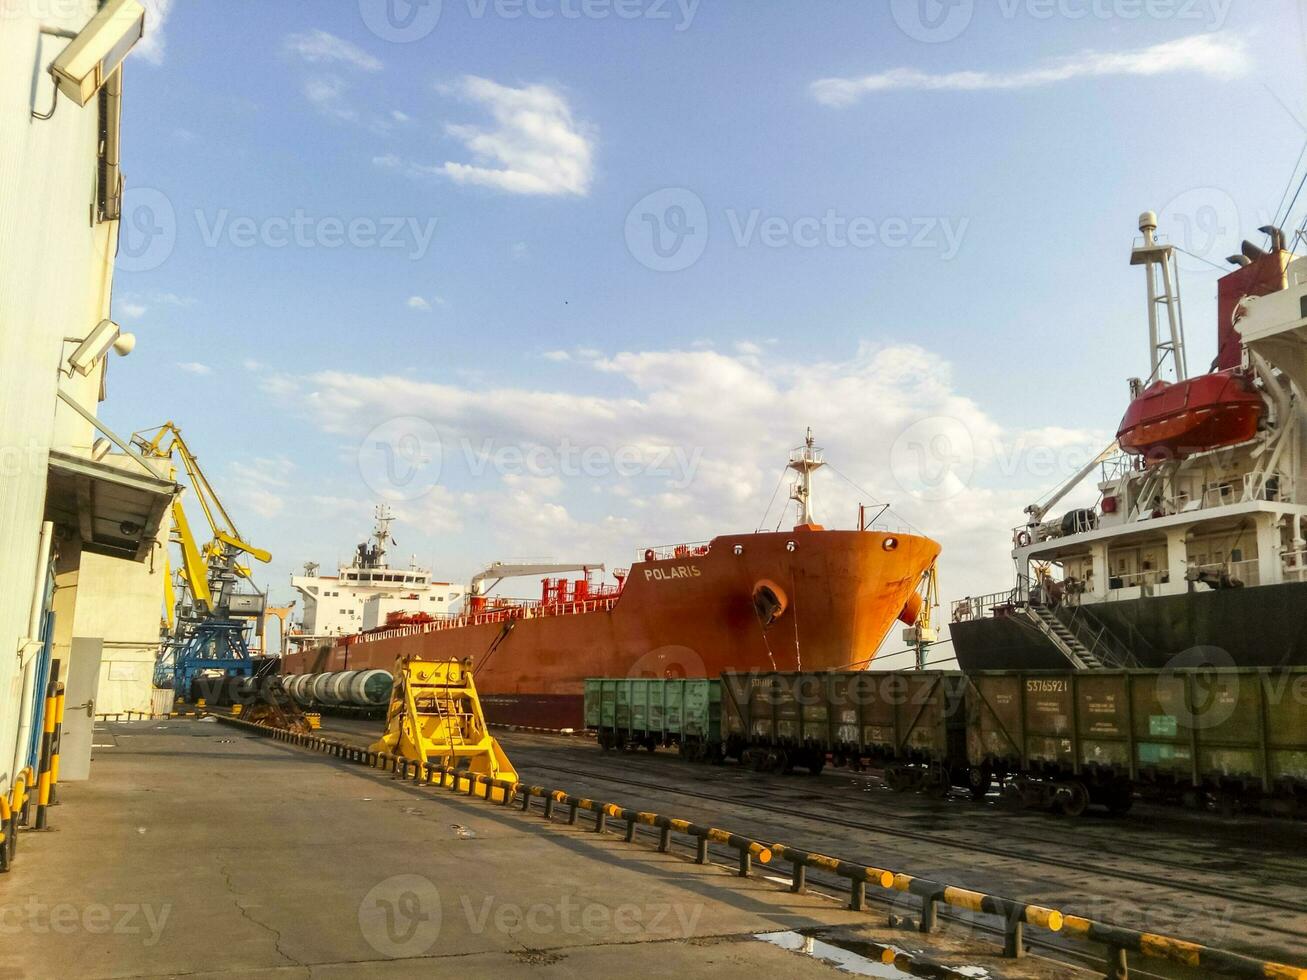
[132,422,272,695]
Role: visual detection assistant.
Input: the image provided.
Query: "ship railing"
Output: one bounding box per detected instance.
[1243,470,1295,504]
[639,541,711,561]
[350,595,623,645]
[1194,559,1261,588]
[950,586,1023,623]
[1283,551,1307,583]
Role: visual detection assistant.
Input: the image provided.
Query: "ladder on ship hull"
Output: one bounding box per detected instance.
[1026,606,1102,669]
[1024,604,1141,670]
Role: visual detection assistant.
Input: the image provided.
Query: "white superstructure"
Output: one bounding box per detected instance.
[290,506,464,641]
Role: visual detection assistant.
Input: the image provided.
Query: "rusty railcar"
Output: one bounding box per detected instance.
[967,668,1307,816]
[719,671,970,786]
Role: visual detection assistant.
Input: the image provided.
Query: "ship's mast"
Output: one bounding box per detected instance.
[788,428,825,525]
[1130,210,1188,384]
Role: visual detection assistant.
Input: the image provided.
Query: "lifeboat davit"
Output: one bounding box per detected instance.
[1116,370,1264,464]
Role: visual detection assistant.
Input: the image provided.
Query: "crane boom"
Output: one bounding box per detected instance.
[1024,440,1121,524]
[470,561,605,596]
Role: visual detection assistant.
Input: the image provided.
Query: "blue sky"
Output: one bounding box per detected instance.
[104,1,1307,655]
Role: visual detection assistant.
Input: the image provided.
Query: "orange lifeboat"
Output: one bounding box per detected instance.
[1116,370,1263,464]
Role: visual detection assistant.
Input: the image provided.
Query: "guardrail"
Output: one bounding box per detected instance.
[217,714,1307,980]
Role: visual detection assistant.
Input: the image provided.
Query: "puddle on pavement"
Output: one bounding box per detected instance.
[753,931,990,980]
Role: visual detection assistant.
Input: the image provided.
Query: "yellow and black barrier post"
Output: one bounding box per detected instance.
[1060,914,1307,980]
[768,844,895,910]
[33,668,59,831]
[47,682,65,807]
[602,806,771,876]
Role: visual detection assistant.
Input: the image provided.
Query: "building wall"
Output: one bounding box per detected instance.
[0,2,118,794]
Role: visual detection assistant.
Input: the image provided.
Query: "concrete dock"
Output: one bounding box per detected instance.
[0,720,1074,979]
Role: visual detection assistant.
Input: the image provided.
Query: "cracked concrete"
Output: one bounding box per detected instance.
[0,720,1073,979]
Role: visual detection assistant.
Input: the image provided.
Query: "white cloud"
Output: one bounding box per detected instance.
[543,350,571,362]
[391,109,409,122]
[812,33,1251,106]
[150,291,194,307]
[407,296,432,312]
[262,341,1107,622]
[436,76,595,196]
[303,76,355,120]
[177,362,211,375]
[226,458,295,520]
[134,0,173,65]
[284,30,383,72]
[120,300,147,318]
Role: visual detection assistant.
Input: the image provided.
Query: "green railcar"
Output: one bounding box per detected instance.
[583,678,722,759]
[719,670,969,780]
[967,668,1307,816]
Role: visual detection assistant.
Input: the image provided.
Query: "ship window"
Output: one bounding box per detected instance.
[1300,294,1307,319]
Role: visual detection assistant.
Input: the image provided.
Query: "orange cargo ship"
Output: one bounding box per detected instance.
[282,433,941,728]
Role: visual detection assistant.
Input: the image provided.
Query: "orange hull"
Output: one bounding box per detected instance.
[283,527,940,727]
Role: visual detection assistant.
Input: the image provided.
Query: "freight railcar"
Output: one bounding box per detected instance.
[583,678,722,759]
[583,668,1307,817]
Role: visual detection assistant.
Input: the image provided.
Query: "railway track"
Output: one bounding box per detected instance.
[520,755,1307,916]
[302,717,1306,973]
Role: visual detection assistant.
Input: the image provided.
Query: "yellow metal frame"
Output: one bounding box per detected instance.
[371,657,517,797]
[134,422,271,625]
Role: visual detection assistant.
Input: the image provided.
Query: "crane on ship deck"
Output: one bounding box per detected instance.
[132,422,273,700]
[468,561,605,598]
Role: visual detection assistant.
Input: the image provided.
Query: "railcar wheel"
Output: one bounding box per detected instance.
[1000,781,1025,809]
[925,768,951,799]
[885,767,911,792]
[598,730,612,752]
[807,753,826,776]
[1055,781,1090,818]
[1103,784,1134,816]
[968,766,993,801]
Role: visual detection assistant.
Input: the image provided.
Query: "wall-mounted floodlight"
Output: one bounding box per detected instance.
[48,0,145,108]
[67,318,134,376]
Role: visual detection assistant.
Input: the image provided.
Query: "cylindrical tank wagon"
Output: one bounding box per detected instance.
[283,669,393,710]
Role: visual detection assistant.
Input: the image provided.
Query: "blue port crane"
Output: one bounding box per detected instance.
[132,423,272,700]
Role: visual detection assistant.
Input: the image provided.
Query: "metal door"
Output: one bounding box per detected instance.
[60,637,104,781]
